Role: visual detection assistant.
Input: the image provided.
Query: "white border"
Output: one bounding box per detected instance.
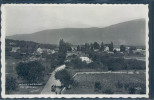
[1,4,149,98]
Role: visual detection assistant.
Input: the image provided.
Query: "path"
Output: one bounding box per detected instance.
[41,64,66,94]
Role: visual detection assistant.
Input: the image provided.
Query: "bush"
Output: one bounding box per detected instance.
[16,61,45,82]
[6,77,17,94]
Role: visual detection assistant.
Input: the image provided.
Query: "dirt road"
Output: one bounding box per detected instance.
[41,65,66,94]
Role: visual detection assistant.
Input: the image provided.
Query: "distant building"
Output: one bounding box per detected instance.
[10,47,20,52]
[126,46,130,51]
[104,46,109,51]
[37,48,43,54]
[113,48,120,52]
[51,50,55,54]
[71,45,77,52]
[80,57,92,64]
[36,48,55,55]
[133,49,146,55]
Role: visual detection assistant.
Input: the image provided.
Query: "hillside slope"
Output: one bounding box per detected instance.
[6,19,146,46]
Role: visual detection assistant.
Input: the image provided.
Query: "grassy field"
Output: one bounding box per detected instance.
[64,72,146,94]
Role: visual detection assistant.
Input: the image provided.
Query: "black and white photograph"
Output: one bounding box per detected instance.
[1,4,149,98]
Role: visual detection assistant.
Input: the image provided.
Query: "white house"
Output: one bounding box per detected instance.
[113,48,120,52]
[126,47,130,51]
[80,57,92,64]
[51,50,55,54]
[104,46,109,51]
[37,48,43,54]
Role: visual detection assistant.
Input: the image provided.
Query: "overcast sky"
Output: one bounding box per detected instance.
[3,4,148,36]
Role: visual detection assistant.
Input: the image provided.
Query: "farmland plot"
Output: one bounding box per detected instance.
[64,73,145,94]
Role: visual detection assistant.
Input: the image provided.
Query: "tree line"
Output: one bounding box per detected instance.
[77,41,114,52]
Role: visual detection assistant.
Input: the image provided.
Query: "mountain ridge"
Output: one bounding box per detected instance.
[6,19,146,46]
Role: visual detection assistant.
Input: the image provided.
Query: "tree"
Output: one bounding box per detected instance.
[113,49,117,53]
[109,42,113,51]
[120,45,126,52]
[55,69,72,88]
[90,43,94,51]
[65,43,72,51]
[77,45,81,51]
[58,39,67,64]
[16,61,45,82]
[85,43,90,51]
[100,42,104,51]
[6,77,17,94]
[59,39,67,53]
[93,42,100,49]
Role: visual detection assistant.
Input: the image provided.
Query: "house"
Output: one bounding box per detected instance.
[37,48,43,54]
[51,50,55,54]
[10,47,20,52]
[132,49,146,55]
[71,45,77,52]
[45,49,55,54]
[126,46,130,51]
[80,56,92,64]
[113,48,120,52]
[104,46,109,51]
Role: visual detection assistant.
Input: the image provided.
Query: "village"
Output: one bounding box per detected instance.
[6,39,146,64]
[5,39,146,94]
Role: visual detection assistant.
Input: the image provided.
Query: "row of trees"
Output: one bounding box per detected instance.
[77,42,114,52]
[88,52,146,70]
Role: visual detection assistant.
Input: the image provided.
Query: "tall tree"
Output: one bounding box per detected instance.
[58,39,67,64]
[85,43,90,51]
[109,42,113,51]
[100,41,104,51]
[77,45,81,51]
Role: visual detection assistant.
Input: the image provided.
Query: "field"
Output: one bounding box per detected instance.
[64,72,146,94]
